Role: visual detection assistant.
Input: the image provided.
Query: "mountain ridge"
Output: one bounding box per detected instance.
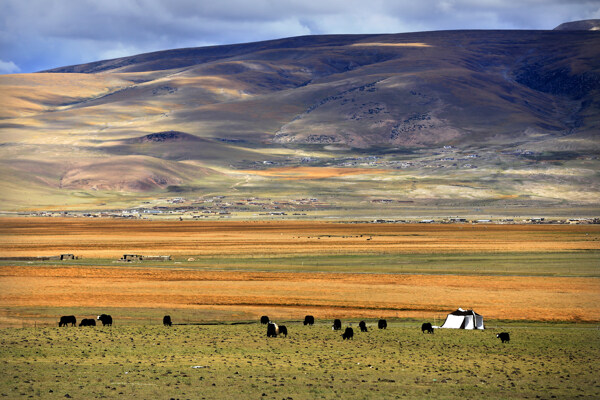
[1,26,599,213]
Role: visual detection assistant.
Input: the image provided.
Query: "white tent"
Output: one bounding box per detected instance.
[440,308,484,329]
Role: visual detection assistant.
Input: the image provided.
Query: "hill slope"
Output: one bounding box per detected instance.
[0,28,599,214]
[554,19,600,31]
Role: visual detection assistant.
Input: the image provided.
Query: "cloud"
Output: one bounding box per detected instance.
[1,0,599,73]
[0,60,20,74]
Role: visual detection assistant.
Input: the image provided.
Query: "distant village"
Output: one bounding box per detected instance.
[8,194,598,225]
[12,196,327,220]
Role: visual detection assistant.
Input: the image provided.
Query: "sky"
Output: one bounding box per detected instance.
[1,0,599,74]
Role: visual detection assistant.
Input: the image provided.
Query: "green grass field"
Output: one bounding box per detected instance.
[1,320,598,399]
[177,251,600,276]
[2,250,598,277]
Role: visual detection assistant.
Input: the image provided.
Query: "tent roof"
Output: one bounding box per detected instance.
[448,308,482,316]
[441,308,485,329]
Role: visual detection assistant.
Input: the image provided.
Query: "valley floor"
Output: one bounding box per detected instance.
[0,218,598,327]
[0,218,599,398]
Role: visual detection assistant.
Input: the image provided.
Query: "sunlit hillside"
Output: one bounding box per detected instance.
[0,28,598,214]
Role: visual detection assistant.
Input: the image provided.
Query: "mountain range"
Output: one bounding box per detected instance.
[0,21,598,216]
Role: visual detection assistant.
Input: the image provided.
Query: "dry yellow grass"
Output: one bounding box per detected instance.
[1,218,597,258]
[0,266,598,323]
[351,42,432,47]
[0,73,132,118]
[0,218,598,325]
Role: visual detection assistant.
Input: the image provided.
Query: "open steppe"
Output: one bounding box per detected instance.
[1,322,599,399]
[1,218,599,399]
[0,218,598,326]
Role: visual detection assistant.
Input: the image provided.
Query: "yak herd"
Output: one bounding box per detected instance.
[58,313,510,343]
[58,314,171,327]
[261,316,396,340]
[59,314,112,327]
[262,315,509,343]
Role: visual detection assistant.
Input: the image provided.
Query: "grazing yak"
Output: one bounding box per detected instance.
[359,321,368,332]
[342,327,354,340]
[497,332,510,343]
[421,322,434,334]
[266,321,279,337]
[260,315,270,325]
[378,319,387,329]
[303,315,315,326]
[79,318,96,327]
[59,315,76,327]
[332,319,342,330]
[97,314,112,326]
[163,315,172,326]
[279,325,288,337]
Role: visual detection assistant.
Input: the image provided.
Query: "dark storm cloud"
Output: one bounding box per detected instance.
[0,0,598,73]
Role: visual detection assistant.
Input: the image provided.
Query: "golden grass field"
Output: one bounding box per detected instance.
[0,218,599,326]
[2,218,599,257]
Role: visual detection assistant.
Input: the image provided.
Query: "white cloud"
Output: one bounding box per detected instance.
[0,60,20,74]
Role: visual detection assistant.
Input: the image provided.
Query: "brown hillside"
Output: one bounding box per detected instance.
[0,29,599,210]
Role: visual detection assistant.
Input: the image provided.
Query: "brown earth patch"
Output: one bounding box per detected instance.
[238,166,388,180]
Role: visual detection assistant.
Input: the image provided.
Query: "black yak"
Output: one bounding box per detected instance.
[378,319,387,329]
[342,327,354,340]
[97,314,112,326]
[79,318,96,327]
[303,315,315,326]
[279,325,288,337]
[266,321,279,337]
[421,322,434,334]
[497,332,510,343]
[332,319,342,330]
[59,315,76,327]
[359,321,368,332]
[163,315,172,326]
[260,315,270,325]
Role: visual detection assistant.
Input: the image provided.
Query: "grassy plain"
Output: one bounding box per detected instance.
[0,218,599,398]
[1,322,599,399]
[0,218,598,325]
